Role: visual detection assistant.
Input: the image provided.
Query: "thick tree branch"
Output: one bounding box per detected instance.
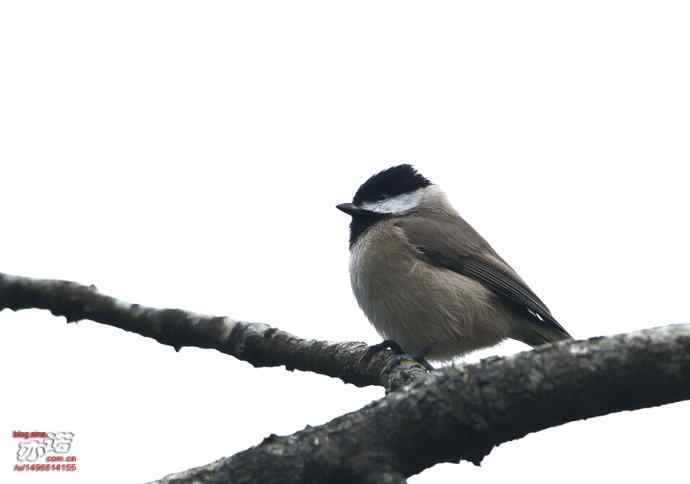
[0,272,426,391]
[148,324,690,483]
[4,271,690,482]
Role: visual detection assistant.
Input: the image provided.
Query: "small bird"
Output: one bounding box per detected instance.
[337,164,571,365]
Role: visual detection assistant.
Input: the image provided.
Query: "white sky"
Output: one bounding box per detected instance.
[1,1,689,483]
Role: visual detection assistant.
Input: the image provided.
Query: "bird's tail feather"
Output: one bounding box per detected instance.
[511,320,572,347]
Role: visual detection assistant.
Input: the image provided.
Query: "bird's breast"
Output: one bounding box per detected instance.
[348,221,507,359]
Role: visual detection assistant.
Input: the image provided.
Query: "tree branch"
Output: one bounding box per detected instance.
[0,272,426,391]
[4,271,690,482]
[148,324,690,483]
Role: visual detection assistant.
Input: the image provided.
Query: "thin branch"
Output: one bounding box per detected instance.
[148,324,690,483]
[0,272,426,391]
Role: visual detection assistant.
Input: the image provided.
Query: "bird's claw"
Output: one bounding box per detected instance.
[367,339,405,355]
[359,339,403,364]
[360,339,434,371]
[390,353,435,371]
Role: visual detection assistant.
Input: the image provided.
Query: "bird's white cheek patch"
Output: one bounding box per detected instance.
[360,188,425,214]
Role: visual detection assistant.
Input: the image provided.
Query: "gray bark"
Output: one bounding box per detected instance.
[3,271,690,483]
[0,272,426,391]
[147,325,690,483]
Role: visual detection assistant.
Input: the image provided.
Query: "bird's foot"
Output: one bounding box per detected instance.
[359,339,402,364]
[367,339,405,355]
[361,339,434,371]
[390,352,435,371]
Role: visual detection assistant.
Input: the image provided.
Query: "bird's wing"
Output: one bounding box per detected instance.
[395,215,571,337]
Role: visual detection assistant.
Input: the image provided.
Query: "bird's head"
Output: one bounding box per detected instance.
[337,164,435,246]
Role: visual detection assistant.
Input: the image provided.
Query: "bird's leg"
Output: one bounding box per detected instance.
[362,339,435,371]
[390,344,435,371]
[359,339,405,364]
[367,339,405,354]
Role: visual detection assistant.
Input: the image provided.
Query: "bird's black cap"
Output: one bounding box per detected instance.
[352,164,431,205]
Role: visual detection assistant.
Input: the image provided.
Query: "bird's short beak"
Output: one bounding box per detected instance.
[336,203,361,216]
